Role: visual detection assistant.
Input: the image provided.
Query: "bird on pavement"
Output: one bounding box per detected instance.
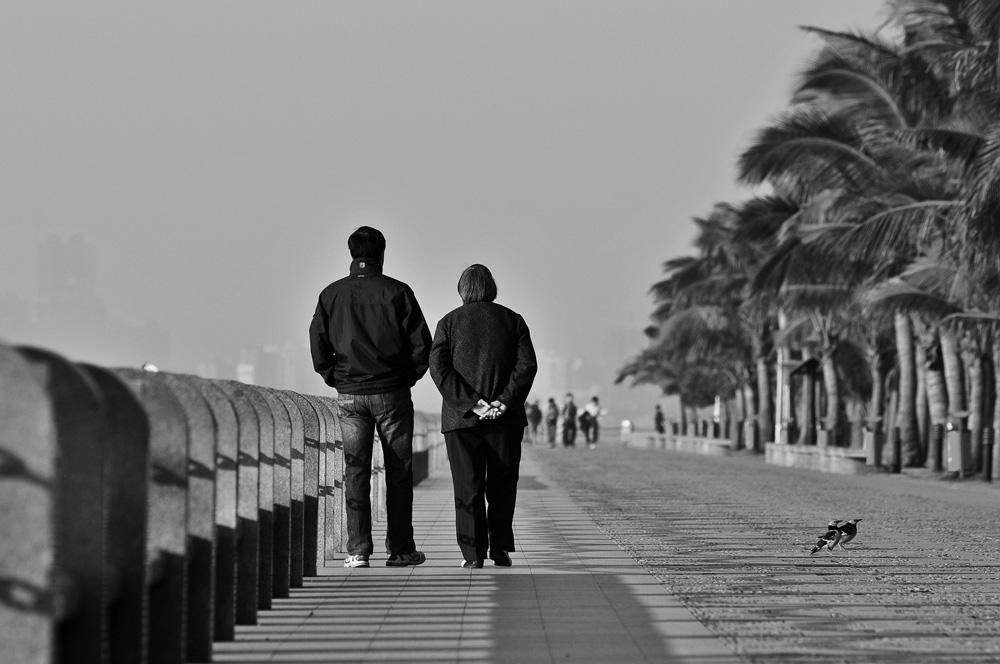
[836,519,862,549]
[810,520,841,555]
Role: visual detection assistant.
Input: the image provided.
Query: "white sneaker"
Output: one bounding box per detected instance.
[344,554,370,568]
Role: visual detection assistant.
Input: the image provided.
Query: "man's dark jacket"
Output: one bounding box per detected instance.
[310,258,431,395]
[429,301,537,433]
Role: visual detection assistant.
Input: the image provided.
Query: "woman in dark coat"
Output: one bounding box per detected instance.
[429,264,537,568]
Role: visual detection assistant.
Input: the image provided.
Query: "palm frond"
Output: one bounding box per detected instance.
[738,107,889,194]
[779,283,856,312]
[865,278,962,319]
[898,257,958,297]
[897,125,984,169]
[839,199,958,264]
[797,28,952,127]
[772,314,816,348]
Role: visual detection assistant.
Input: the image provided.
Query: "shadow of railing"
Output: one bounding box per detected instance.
[0,342,446,663]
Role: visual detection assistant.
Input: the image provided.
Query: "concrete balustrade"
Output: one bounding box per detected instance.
[0,343,446,663]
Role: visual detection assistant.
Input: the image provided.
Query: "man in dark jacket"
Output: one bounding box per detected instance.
[309,226,432,568]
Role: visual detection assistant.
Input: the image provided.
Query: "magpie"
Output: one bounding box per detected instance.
[836,519,862,548]
[809,519,841,555]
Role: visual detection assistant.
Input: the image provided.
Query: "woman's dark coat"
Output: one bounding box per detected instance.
[429,301,537,433]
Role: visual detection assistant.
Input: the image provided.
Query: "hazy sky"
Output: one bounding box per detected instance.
[1,2,885,415]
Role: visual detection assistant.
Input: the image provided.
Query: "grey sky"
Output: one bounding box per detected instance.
[1,2,884,417]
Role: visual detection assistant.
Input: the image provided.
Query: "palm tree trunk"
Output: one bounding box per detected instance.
[992,337,1000,479]
[868,348,885,436]
[965,349,984,473]
[924,346,948,471]
[915,342,930,460]
[821,351,840,446]
[940,328,966,427]
[756,355,773,444]
[894,313,919,463]
[679,396,688,434]
[743,376,758,452]
[940,327,966,472]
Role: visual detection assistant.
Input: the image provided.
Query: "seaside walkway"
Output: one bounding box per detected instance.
[213,439,1000,664]
[211,448,738,664]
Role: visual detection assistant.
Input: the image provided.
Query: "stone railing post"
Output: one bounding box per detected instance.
[162,374,217,663]
[0,346,57,664]
[273,390,306,588]
[260,388,293,599]
[213,381,260,625]
[190,378,239,643]
[113,368,191,664]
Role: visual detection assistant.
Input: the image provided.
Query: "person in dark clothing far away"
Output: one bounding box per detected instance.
[561,393,577,447]
[429,264,537,569]
[544,397,558,447]
[654,404,666,435]
[309,226,431,569]
[526,400,543,444]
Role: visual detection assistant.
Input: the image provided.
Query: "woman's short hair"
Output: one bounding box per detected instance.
[458,264,497,304]
[348,226,386,260]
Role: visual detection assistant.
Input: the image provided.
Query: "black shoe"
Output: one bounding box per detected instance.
[386,551,426,567]
[491,550,512,567]
[461,559,484,569]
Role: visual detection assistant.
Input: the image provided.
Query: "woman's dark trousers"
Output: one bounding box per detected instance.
[444,420,523,563]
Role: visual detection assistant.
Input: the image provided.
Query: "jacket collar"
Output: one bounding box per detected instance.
[350,257,383,278]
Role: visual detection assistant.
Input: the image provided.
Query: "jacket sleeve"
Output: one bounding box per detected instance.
[403,287,432,383]
[498,315,537,407]
[309,295,337,387]
[429,319,485,417]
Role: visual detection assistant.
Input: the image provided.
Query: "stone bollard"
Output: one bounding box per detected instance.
[318,397,347,554]
[945,422,971,476]
[162,374,217,663]
[260,388,293,599]
[286,392,323,576]
[274,390,306,588]
[79,365,149,664]
[189,378,239,642]
[891,427,902,474]
[212,381,260,625]
[930,423,945,472]
[238,386,276,611]
[412,412,430,485]
[112,368,191,664]
[1,345,57,664]
[743,419,757,453]
[309,397,345,563]
[18,348,109,664]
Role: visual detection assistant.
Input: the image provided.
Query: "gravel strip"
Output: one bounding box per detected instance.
[527,443,1000,663]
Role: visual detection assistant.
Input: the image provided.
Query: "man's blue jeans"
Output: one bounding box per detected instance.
[335,388,417,557]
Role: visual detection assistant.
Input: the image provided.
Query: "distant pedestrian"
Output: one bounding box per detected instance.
[526,400,543,444]
[309,226,430,569]
[620,419,635,445]
[654,404,666,435]
[544,398,558,447]
[429,264,537,569]
[561,393,577,448]
[583,396,603,448]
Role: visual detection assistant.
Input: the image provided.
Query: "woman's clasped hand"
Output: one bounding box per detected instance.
[472,399,508,420]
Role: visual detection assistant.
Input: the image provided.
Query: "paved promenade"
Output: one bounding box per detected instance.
[213,447,737,663]
[214,439,1000,663]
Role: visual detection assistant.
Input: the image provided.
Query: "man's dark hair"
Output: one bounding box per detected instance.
[348,226,386,260]
[457,264,497,304]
